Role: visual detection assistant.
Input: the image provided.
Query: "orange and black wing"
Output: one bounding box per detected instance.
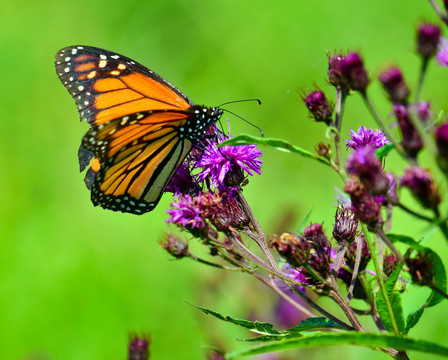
[55,45,193,126]
[55,46,196,214]
[81,109,194,214]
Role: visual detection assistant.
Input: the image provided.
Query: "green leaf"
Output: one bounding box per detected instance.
[224,332,448,359]
[287,317,344,332]
[375,265,405,333]
[387,234,447,333]
[185,301,281,335]
[295,208,313,234]
[219,135,331,166]
[375,143,395,159]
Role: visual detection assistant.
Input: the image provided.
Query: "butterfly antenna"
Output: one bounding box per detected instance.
[219,98,262,107]
[222,108,264,137]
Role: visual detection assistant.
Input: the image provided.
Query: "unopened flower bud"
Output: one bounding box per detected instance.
[270,232,310,268]
[379,67,410,104]
[333,205,358,244]
[435,122,448,173]
[128,334,150,360]
[160,234,189,259]
[303,90,333,125]
[393,104,423,158]
[328,52,369,93]
[303,224,331,279]
[315,142,331,158]
[384,253,399,276]
[400,167,440,210]
[406,251,436,286]
[346,146,389,195]
[344,178,383,226]
[417,24,441,59]
[344,236,371,270]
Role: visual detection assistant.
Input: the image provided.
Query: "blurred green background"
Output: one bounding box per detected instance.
[1,0,447,359]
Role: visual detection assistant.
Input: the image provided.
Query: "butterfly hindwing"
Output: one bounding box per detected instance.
[82,110,193,214]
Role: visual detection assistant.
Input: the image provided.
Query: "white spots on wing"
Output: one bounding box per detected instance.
[111,55,120,59]
[71,48,78,55]
[78,85,84,91]
[77,46,84,49]
[121,116,130,125]
[99,60,107,68]
[87,70,97,79]
[110,70,120,76]
[136,113,144,120]
[65,56,70,61]
[64,67,70,73]
[117,63,126,70]
[100,54,107,60]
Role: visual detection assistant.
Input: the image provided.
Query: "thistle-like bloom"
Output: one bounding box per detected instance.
[344,236,371,270]
[333,204,358,244]
[436,37,448,66]
[346,146,389,195]
[328,52,369,93]
[379,66,410,103]
[406,251,436,286]
[166,194,206,229]
[303,90,333,125]
[345,126,390,150]
[393,104,423,158]
[400,167,440,210]
[196,134,263,187]
[435,122,448,173]
[417,23,441,59]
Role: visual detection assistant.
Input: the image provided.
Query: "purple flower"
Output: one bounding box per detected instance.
[165,162,199,196]
[166,194,206,229]
[128,335,150,360]
[276,263,309,292]
[437,37,448,66]
[196,134,263,187]
[345,126,390,150]
[346,146,389,195]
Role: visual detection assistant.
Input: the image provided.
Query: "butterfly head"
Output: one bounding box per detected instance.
[182,105,223,144]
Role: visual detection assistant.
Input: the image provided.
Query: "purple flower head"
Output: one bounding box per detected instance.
[128,335,150,360]
[344,178,383,226]
[400,167,440,210]
[328,52,369,93]
[385,173,399,205]
[303,90,333,125]
[393,104,423,158]
[417,23,441,59]
[165,162,200,196]
[345,126,390,150]
[196,132,263,187]
[276,263,309,292]
[379,66,410,103]
[270,232,311,268]
[436,121,448,157]
[437,37,448,66]
[166,194,206,229]
[346,146,389,195]
[417,102,432,122]
[160,234,189,259]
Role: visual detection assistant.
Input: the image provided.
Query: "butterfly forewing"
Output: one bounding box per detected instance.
[55,46,193,126]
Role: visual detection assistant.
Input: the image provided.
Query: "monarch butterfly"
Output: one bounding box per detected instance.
[55,45,222,215]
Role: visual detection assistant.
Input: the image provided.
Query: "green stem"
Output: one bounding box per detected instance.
[433,207,448,243]
[397,202,433,222]
[414,58,429,103]
[362,224,400,335]
[333,87,347,166]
